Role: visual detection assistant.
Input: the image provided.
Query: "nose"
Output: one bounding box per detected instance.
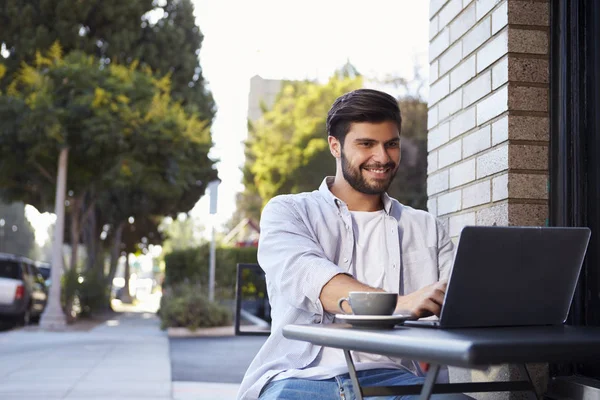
[372,144,392,164]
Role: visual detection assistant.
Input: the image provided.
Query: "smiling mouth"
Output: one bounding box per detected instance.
[363,167,392,177]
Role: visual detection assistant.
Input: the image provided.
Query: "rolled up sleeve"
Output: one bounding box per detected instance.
[436,218,455,280]
[258,196,347,315]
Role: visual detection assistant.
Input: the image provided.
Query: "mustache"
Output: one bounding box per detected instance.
[362,162,396,169]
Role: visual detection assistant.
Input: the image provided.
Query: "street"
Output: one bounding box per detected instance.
[169,335,266,383]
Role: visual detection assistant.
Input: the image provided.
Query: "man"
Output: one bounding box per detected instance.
[238,89,462,400]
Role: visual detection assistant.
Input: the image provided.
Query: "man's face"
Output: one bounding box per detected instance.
[334,121,401,195]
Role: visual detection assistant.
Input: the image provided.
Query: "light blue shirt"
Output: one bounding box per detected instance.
[237,177,455,400]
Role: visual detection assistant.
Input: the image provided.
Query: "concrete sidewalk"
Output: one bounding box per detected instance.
[0,311,172,399]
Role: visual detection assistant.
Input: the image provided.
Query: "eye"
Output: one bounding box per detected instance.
[357,142,373,148]
[386,141,400,148]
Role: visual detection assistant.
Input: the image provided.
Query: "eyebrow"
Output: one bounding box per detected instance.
[353,138,400,144]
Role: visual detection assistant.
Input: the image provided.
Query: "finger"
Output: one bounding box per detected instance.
[430,289,445,306]
[420,299,442,317]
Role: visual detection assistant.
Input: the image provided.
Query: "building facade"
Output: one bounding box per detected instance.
[428,0,599,398]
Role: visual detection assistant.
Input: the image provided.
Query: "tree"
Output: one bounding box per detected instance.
[0,0,215,122]
[0,45,216,313]
[238,72,363,222]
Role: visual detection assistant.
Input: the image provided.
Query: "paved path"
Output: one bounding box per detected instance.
[0,311,171,399]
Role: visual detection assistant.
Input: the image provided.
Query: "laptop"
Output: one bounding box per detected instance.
[403,226,591,329]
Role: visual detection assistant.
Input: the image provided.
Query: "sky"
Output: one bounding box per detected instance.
[26,0,430,245]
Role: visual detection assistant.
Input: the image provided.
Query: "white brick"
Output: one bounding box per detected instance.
[438,89,463,121]
[438,140,462,168]
[428,151,439,174]
[491,1,508,35]
[430,28,450,61]
[429,75,450,106]
[439,0,463,27]
[438,190,462,215]
[431,0,449,18]
[463,180,491,208]
[428,122,450,151]
[430,15,440,40]
[450,4,476,43]
[439,41,463,76]
[463,125,491,157]
[450,55,476,91]
[476,30,508,73]
[491,55,508,89]
[463,17,491,56]
[427,197,438,216]
[428,106,439,129]
[491,115,508,145]
[476,85,508,124]
[492,173,508,201]
[450,107,476,138]
[430,60,440,83]
[476,0,503,21]
[476,145,509,178]
[449,212,476,236]
[463,71,491,106]
[450,159,476,188]
[427,170,449,195]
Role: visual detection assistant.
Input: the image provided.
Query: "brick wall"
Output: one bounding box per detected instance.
[427,1,550,397]
[427,0,550,241]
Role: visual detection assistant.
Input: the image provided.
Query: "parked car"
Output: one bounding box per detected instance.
[0,253,48,325]
[35,261,52,287]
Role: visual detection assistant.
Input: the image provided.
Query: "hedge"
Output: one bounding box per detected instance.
[163,245,258,300]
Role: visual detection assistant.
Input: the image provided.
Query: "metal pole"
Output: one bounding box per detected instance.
[209,223,216,302]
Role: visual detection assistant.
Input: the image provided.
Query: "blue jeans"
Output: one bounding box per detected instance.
[259,368,472,400]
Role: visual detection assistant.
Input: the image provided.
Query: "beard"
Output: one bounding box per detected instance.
[341,150,398,195]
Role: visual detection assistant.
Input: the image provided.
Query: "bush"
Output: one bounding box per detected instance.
[164,245,258,300]
[158,282,232,330]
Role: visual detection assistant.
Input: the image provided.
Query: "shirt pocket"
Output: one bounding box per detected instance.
[401,246,439,293]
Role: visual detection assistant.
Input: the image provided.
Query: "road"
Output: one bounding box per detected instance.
[169,335,267,383]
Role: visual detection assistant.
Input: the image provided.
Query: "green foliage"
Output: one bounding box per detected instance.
[78,269,111,316]
[163,245,258,300]
[158,282,232,330]
[0,0,215,122]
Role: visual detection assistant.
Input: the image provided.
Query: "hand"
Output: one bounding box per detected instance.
[397,280,447,318]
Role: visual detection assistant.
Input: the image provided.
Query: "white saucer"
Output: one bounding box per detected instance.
[334,314,412,329]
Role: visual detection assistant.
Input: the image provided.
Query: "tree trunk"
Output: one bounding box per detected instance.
[107,221,124,287]
[121,252,133,304]
[69,195,82,271]
[40,146,69,329]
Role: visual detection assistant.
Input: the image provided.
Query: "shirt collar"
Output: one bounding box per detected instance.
[318,176,393,214]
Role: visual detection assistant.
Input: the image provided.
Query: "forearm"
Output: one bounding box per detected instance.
[319,273,385,314]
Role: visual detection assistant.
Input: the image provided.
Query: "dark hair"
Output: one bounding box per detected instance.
[326,88,402,145]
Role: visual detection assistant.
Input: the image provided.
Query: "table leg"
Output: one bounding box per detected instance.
[419,364,440,400]
[517,364,540,400]
[343,350,363,400]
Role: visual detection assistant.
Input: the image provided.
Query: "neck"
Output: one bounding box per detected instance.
[329,172,384,212]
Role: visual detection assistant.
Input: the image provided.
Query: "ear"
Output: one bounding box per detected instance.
[328,136,341,158]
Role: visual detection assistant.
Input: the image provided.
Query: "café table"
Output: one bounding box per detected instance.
[283,323,600,400]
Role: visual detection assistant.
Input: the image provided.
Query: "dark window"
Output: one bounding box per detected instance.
[0,260,22,280]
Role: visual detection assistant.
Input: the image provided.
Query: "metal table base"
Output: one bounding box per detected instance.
[343,350,539,400]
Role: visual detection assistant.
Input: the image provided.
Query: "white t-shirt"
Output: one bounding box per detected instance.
[274,209,405,381]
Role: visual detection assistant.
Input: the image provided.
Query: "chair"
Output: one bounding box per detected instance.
[234,263,271,336]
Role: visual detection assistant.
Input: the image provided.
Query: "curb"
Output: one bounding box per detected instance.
[167,325,235,337]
